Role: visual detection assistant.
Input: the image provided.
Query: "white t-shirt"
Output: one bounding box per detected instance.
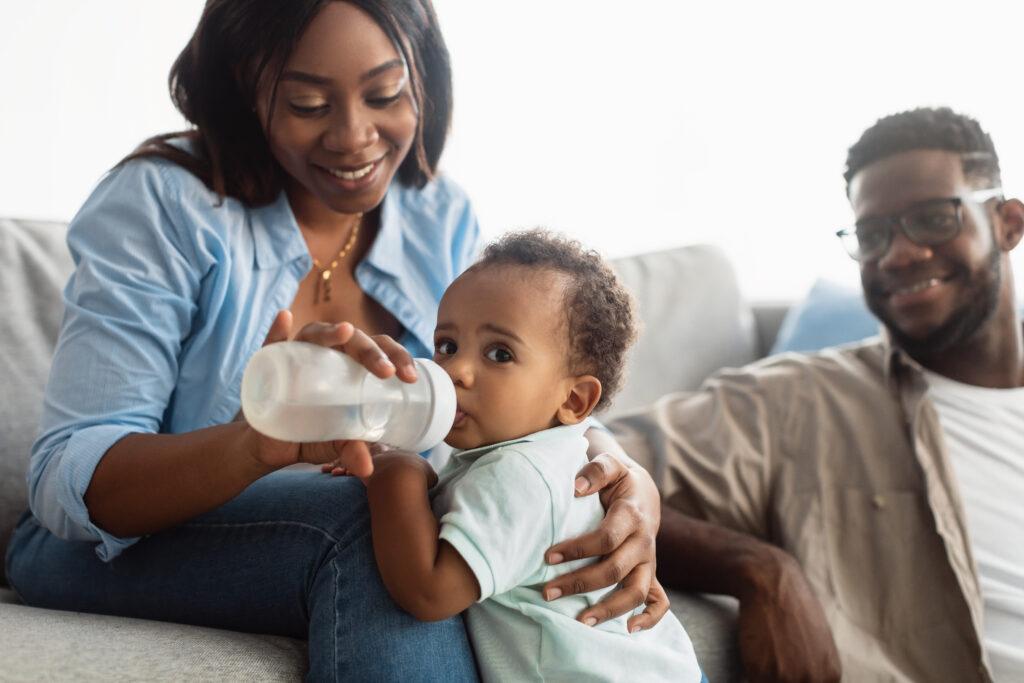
[431,422,701,683]
[925,370,1024,682]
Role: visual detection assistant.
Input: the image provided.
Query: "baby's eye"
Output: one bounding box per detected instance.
[485,346,513,363]
[435,339,457,356]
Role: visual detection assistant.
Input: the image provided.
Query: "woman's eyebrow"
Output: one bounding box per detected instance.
[279,70,332,85]
[360,59,405,83]
[279,59,405,87]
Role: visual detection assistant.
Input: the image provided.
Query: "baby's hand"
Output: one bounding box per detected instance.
[321,443,391,477]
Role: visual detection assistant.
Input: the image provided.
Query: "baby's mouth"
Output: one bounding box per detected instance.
[453,407,468,426]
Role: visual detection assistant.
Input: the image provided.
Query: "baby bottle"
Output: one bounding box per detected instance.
[240,341,456,451]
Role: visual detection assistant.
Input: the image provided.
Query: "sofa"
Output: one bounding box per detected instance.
[0,216,792,681]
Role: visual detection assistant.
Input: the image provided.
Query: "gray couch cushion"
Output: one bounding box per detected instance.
[0,588,308,681]
[0,218,73,581]
[605,244,759,421]
[670,591,742,682]
[0,586,737,682]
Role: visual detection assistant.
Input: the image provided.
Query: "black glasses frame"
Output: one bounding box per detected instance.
[836,188,1004,261]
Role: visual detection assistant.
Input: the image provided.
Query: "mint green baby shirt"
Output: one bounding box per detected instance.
[431,423,702,682]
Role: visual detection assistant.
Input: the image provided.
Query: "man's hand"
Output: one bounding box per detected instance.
[736,548,841,683]
[657,507,841,682]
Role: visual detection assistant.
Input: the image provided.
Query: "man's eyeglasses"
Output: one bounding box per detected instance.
[836,188,1004,261]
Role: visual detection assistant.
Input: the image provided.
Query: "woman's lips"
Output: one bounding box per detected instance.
[316,155,385,191]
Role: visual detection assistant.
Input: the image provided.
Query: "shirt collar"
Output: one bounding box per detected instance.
[249,183,408,276]
[882,321,1024,388]
[449,423,590,464]
[250,191,311,271]
[361,181,408,279]
[881,327,916,378]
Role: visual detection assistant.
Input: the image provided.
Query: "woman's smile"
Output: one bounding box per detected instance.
[315,154,387,192]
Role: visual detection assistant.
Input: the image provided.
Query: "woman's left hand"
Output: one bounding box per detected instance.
[542,451,668,632]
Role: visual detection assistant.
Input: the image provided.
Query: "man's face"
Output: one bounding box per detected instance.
[433,265,576,450]
[848,150,1002,355]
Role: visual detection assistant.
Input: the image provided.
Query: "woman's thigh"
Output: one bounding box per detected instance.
[8,469,353,635]
[5,469,478,681]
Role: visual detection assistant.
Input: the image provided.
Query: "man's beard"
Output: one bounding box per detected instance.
[865,243,1002,358]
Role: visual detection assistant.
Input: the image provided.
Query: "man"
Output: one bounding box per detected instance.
[610,108,1024,682]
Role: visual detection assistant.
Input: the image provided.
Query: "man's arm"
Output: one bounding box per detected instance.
[659,505,841,683]
[605,374,841,682]
[363,454,480,622]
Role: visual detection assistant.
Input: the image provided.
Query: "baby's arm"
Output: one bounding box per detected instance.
[364,453,480,621]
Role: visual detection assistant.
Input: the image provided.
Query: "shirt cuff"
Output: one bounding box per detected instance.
[439,521,495,600]
[54,424,143,561]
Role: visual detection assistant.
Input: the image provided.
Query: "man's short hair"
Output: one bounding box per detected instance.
[844,107,1001,191]
[472,229,637,412]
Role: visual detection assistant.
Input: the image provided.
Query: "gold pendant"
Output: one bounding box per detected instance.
[321,269,332,303]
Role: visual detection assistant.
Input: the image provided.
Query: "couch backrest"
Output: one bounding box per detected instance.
[1,218,74,579]
[0,218,761,580]
[603,244,760,421]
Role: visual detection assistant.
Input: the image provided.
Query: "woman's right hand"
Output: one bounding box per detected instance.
[243,310,418,477]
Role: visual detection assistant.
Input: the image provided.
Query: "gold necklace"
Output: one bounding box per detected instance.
[312,214,362,304]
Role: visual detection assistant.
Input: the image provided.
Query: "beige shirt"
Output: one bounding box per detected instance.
[610,337,995,683]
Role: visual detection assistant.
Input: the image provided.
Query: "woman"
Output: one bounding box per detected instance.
[5,1,665,679]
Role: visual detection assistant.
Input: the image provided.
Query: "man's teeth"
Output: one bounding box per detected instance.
[329,163,374,180]
[893,278,942,295]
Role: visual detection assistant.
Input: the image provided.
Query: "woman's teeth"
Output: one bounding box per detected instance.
[329,163,374,180]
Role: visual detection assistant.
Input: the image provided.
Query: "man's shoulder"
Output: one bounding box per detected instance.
[710,337,890,396]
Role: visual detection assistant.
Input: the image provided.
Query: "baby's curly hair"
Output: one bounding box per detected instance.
[471,229,637,412]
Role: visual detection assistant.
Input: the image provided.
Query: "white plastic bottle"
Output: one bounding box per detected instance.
[240,341,456,452]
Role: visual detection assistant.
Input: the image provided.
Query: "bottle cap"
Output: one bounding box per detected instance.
[407,358,457,452]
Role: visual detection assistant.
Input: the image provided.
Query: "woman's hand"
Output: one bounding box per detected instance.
[243,310,417,477]
[542,449,667,632]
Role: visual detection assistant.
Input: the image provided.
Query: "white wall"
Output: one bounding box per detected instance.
[4,1,1022,299]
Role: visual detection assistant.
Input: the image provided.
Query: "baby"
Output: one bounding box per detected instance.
[363,230,702,682]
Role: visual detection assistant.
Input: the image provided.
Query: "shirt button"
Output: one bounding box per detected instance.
[872,494,886,510]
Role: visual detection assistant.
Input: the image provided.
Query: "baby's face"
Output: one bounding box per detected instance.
[434,265,575,450]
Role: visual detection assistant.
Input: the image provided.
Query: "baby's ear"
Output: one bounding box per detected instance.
[556,376,602,425]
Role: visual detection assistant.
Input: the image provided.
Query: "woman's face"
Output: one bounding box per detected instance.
[258,1,418,216]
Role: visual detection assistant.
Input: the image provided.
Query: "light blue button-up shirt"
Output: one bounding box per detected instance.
[28,153,481,561]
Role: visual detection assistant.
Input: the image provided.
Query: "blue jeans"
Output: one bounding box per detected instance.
[4,469,478,682]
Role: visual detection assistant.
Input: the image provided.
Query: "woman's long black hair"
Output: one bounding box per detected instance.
[125,0,452,205]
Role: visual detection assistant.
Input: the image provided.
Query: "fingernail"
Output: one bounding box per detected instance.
[630,625,640,634]
[584,617,597,627]
[548,552,564,564]
[544,588,562,601]
[403,363,417,378]
[377,356,395,369]
[574,477,589,493]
